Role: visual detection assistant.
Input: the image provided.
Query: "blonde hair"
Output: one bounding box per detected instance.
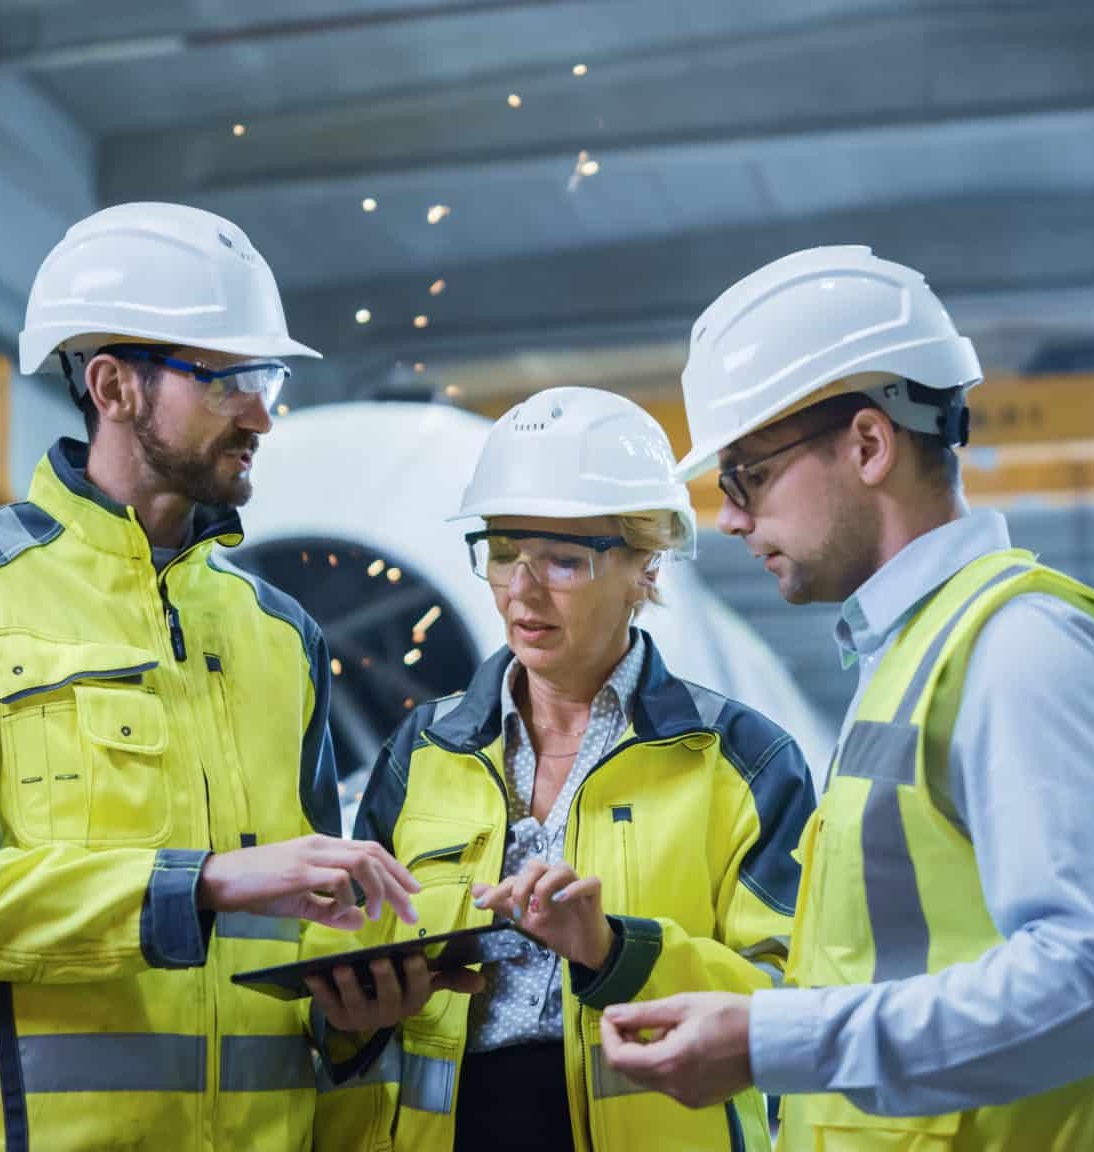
[617,510,690,608]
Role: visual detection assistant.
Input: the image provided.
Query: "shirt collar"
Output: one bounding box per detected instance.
[501,628,646,735]
[835,509,1012,669]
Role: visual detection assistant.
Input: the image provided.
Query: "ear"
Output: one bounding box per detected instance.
[82,352,143,426]
[631,553,661,601]
[847,407,897,488]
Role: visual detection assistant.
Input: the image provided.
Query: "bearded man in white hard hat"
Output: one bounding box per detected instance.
[598,246,1094,1150]
[2,203,426,1152]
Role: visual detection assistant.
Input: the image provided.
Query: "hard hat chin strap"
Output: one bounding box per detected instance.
[58,350,85,408]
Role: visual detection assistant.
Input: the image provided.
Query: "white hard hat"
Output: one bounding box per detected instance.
[675,245,982,480]
[450,386,697,558]
[20,201,320,384]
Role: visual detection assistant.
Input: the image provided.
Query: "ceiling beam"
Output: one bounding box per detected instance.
[98,4,1094,201]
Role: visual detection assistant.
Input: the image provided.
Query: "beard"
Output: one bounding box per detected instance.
[134,403,258,508]
[777,487,881,605]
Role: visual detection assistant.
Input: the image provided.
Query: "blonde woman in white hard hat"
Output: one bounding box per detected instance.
[310,386,815,1152]
[6,203,421,1152]
[600,247,1094,1151]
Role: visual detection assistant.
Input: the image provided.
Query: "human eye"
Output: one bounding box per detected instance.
[742,466,768,491]
[487,538,520,563]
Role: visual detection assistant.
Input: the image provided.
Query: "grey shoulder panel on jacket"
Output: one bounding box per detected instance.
[0,503,64,568]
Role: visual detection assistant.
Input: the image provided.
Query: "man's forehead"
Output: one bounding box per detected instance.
[717,425,782,468]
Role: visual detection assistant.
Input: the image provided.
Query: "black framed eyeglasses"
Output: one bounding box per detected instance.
[717,421,848,510]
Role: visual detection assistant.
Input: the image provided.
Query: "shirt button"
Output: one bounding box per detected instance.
[533,836,545,853]
[528,994,540,1006]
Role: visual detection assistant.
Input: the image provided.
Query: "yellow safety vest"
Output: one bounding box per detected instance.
[780,548,1094,1151]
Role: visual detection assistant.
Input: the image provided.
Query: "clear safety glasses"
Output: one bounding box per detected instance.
[103,344,289,416]
[464,529,628,590]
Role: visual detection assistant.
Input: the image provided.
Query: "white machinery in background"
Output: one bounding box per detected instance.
[233,402,832,831]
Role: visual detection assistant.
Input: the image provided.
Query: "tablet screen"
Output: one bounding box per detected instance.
[231,921,535,1001]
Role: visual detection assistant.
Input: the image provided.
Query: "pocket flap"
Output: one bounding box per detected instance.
[76,684,168,755]
[397,816,494,872]
[802,1091,961,1135]
[0,629,158,705]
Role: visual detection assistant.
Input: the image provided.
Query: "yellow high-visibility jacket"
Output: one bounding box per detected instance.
[781,549,1094,1150]
[0,439,342,1152]
[315,634,816,1152]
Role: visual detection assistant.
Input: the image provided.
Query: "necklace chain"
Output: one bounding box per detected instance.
[531,719,587,737]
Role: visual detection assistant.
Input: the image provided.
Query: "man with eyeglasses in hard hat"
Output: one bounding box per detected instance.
[598,246,1094,1151]
[1,202,427,1152]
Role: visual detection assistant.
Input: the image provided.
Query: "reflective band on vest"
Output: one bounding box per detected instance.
[836,563,1030,981]
[219,1034,314,1092]
[21,1033,205,1093]
[215,911,301,943]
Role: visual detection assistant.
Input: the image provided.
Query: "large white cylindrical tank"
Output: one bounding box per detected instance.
[233,402,831,826]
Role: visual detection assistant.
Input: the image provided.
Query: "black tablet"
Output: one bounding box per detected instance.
[231,921,537,1001]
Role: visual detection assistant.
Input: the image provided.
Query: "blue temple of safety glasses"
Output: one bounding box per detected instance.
[101,344,290,389]
[464,529,626,552]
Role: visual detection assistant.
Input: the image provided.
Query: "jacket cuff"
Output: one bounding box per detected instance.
[310,999,395,1087]
[139,848,213,969]
[571,915,662,1010]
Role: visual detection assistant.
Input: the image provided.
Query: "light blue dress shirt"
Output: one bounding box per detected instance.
[750,509,1094,1115]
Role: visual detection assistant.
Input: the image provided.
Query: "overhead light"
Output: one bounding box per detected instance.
[429,278,446,296]
[572,63,588,76]
[327,553,338,568]
[413,314,429,329]
[355,308,372,325]
[275,403,290,416]
[444,384,462,399]
[387,567,403,583]
[403,697,415,710]
[403,648,423,667]
[232,123,247,137]
[367,558,385,577]
[507,93,522,108]
[330,658,343,676]
[413,362,425,373]
[361,197,377,212]
[301,551,310,564]
[579,158,600,176]
[426,204,451,224]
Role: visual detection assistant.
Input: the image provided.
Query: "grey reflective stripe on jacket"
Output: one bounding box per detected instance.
[835,563,1031,982]
[21,1032,316,1093]
[316,1034,456,1113]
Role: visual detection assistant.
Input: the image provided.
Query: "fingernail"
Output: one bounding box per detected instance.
[472,896,486,908]
[511,904,522,922]
[528,895,540,914]
[551,888,569,903]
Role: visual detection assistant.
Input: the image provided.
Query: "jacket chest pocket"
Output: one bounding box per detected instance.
[0,642,169,848]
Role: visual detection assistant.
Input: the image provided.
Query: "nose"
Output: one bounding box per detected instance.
[717,495,755,538]
[506,558,540,595]
[235,393,273,435]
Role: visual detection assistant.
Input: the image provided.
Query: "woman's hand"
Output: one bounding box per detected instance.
[472,860,614,971]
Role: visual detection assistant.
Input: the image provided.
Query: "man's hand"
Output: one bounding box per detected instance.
[599,992,754,1109]
[197,835,421,930]
[472,860,614,970]
[306,955,485,1034]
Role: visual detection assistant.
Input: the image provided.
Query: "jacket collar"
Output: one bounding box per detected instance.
[28,438,243,561]
[427,628,717,752]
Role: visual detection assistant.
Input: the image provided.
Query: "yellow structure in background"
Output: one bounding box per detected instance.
[473,374,1094,523]
[0,356,13,505]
